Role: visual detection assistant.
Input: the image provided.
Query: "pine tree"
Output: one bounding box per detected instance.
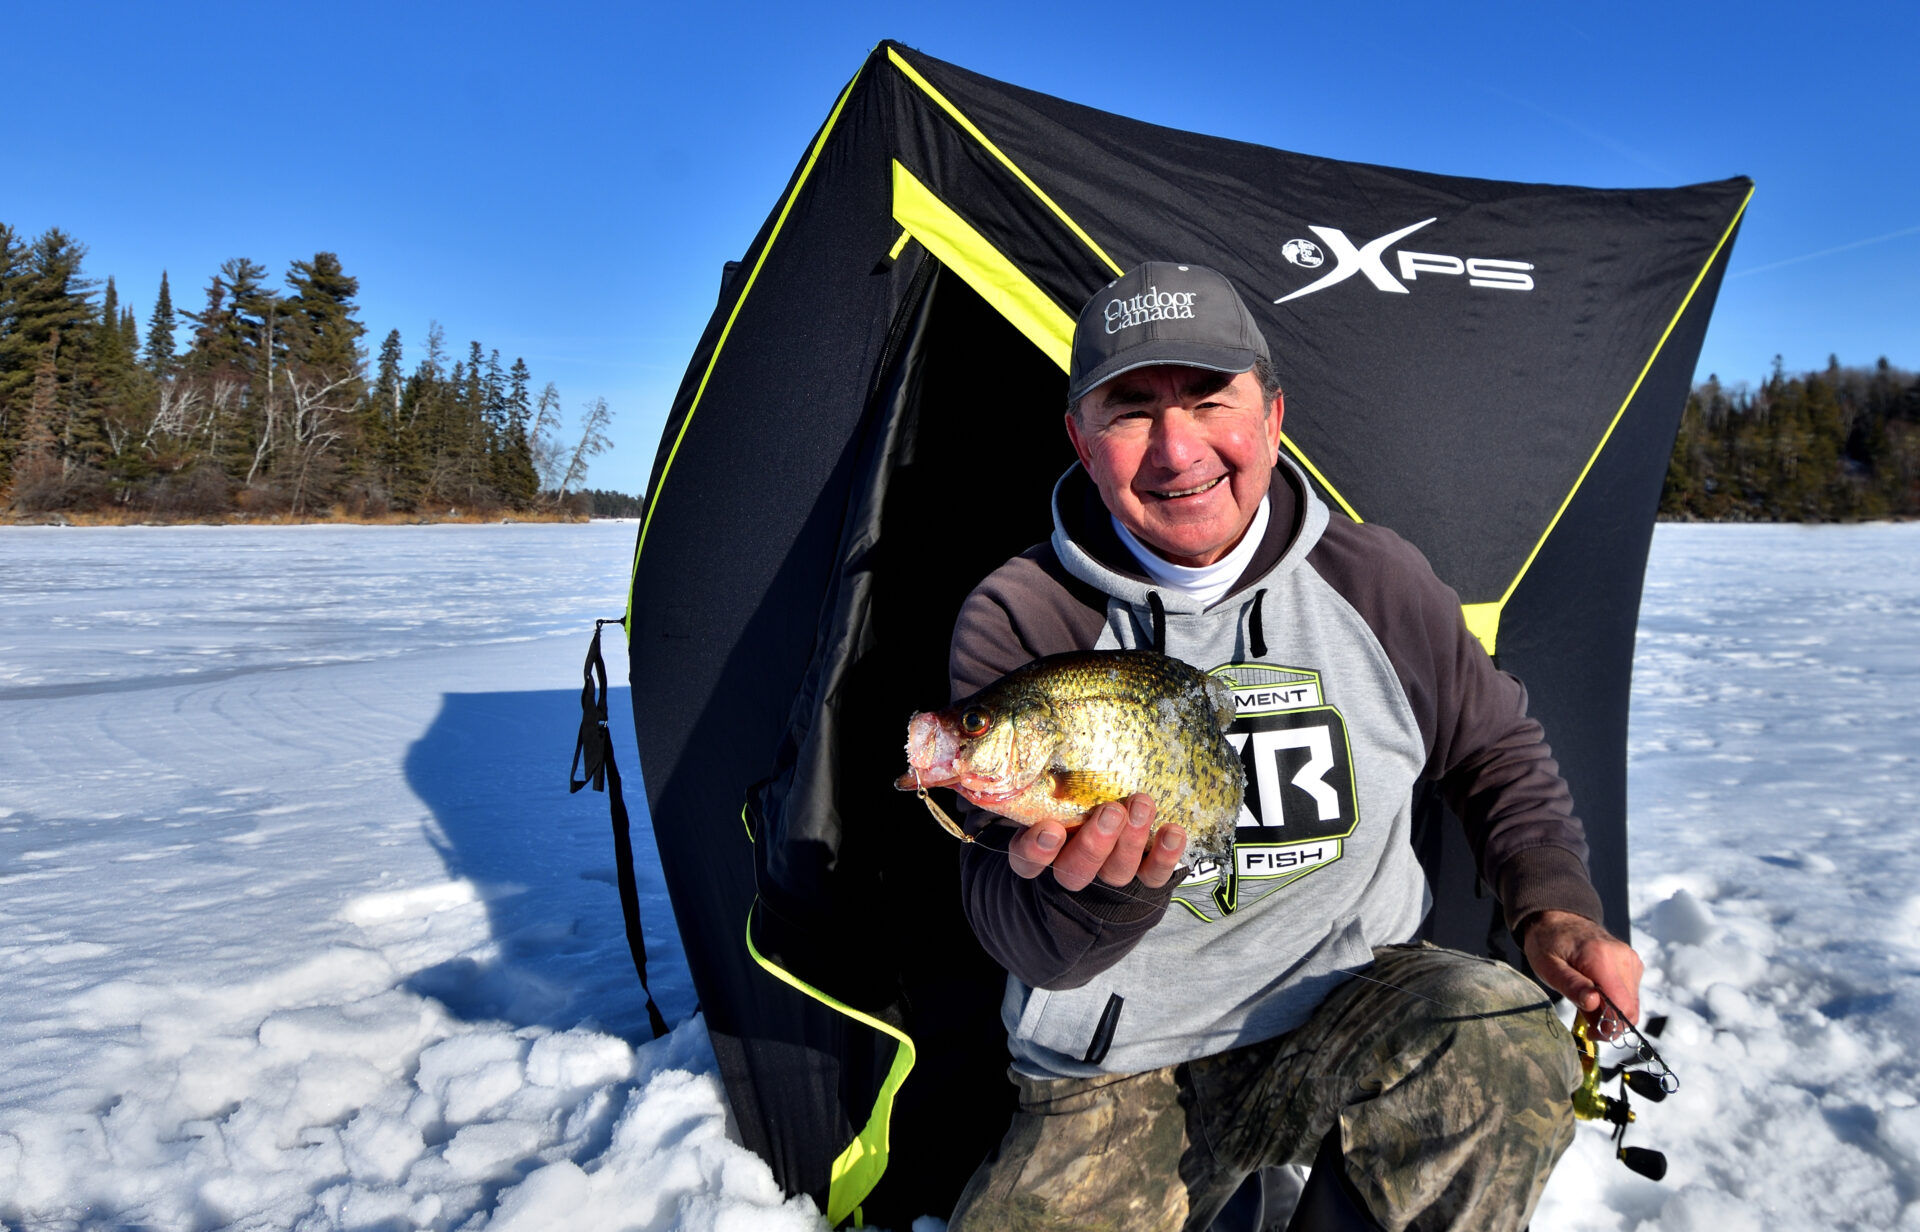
[283,253,365,387]
[0,230,97,492]
[87,276,150,472]
[452,341,493,505]
[497,356,539,506]
[0,229,95,424]
[145,271,176,375]
[363,328,406,506]
[0,224,22,479]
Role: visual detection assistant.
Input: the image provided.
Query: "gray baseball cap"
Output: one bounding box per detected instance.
[1067,262,1271,403]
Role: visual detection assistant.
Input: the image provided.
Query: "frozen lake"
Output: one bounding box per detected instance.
[1,521,1917,1230]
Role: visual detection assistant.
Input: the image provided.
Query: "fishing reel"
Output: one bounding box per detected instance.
[1571,994,1678,1181]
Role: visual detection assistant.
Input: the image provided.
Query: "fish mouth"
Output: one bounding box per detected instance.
[900,709,970,792]
[1145,475,1226,501]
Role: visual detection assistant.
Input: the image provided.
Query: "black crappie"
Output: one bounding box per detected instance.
[896,649,1245,855]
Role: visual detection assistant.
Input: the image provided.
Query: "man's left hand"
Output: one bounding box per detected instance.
[1521,909,1644,1026]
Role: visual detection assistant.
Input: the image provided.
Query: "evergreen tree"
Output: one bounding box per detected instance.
[1660,359,1920,521]
[87,276,150,471]
[0,230,97,488]
[0,224,22,477]
[362,328,407,506]
[496,356,539,506]
[144,270,176,375]
[0,229,95,420]
[284,253,365,385]
[182,257,278,377]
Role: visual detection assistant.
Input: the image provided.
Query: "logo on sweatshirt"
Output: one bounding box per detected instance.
[1171,664,1361,921]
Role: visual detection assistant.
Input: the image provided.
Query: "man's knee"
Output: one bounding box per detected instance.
[1363,946,1582,1128]
[1341,950,1582,1230]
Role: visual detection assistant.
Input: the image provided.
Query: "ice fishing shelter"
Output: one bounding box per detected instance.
[622,41,1749,1227]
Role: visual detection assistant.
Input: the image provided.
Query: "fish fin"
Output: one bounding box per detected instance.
[1204,674,1238,732]
[1049,770,1131,808]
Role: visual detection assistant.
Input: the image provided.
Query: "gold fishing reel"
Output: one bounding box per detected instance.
[1572,997,1677,1181]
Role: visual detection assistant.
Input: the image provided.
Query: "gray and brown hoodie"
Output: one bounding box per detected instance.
[951,457,1602,1080]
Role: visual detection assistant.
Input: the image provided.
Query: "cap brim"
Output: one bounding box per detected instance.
[1067,341,1261,403]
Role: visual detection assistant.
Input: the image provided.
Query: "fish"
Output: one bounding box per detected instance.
[896,649,1246,856]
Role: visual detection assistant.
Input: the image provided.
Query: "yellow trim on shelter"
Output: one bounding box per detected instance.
[746,903,917,1228]
[1495,185,1756,613]
[1447,183,1754,657]
[887,48,1124,277]
[892,161,1077,371]
[625,65,867,631]
[1278,431,1364,524]
[1460,602,1502,656]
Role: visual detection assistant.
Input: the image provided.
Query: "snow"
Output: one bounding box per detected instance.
[1535,522,1920,1232]
[3,520,1918,1230]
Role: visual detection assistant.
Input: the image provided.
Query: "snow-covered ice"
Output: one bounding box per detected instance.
[2,520,1917,1230]
[0,523,805,1231]
[1535,523,1920,1232]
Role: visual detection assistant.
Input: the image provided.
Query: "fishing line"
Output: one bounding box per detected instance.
[909,783,1682,1180]
[913,781,1642,1042]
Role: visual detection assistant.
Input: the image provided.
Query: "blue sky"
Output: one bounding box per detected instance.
[8,0,1914,496]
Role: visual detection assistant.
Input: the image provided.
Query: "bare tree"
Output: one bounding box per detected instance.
[556,396,612,500]
[144,379,201,448]
[531,381,565,493]
[279,367,359,513]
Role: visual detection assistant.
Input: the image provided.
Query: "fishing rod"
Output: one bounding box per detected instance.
[1571,994,1677,1180]
[913,779,1681,1179]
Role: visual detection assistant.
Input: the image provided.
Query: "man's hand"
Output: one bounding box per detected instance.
[1006,793,1188,892]
[1522,909,1644,1026]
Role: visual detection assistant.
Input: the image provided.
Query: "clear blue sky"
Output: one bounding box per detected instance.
[8,0,1914,496]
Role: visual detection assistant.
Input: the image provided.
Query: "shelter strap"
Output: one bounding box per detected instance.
[570,619,670,1040]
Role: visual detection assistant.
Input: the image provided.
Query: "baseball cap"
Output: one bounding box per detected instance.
[1067,262,1272,403]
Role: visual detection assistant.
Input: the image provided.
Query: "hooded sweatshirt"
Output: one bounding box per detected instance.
[950,457,1601,1079]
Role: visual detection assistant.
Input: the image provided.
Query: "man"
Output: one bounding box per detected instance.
[944,262,1643,1232]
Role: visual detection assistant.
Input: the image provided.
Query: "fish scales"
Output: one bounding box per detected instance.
[898,649,1246,856]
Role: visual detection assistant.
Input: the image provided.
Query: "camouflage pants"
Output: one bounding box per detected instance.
[947,944,1580,1232]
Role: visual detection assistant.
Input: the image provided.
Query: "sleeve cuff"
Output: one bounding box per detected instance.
[1494,845,1604,933]
[1049,873,1177,924]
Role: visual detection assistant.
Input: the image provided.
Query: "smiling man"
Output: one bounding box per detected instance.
[944,263,1641,1232]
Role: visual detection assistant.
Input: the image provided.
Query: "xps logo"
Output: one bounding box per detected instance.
[1274,219,1536,304]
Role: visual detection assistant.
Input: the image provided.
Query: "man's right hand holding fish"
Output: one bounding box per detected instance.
[1004,792,1186,893]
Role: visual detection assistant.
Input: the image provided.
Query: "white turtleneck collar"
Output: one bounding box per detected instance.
[1111,495,1270,609]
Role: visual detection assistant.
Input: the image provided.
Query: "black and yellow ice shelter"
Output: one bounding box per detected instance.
[621,41,1749,1227]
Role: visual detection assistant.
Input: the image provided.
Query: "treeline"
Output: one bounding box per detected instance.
[0,223,613,519]
[1660,357,1920,521]
[581,488,646,517]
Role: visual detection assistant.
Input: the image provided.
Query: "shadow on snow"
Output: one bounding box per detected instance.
[401,687,691,1039]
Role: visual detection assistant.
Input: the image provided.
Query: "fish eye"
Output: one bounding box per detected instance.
[961,708,991,736]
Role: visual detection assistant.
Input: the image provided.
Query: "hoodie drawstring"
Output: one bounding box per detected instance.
[1249,589,1268,658]
[1146,591,1167,653]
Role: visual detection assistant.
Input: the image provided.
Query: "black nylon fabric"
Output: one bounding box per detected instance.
[896,48,1748,600]
[627,63,909,1208]
[626,38,1747,1224]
